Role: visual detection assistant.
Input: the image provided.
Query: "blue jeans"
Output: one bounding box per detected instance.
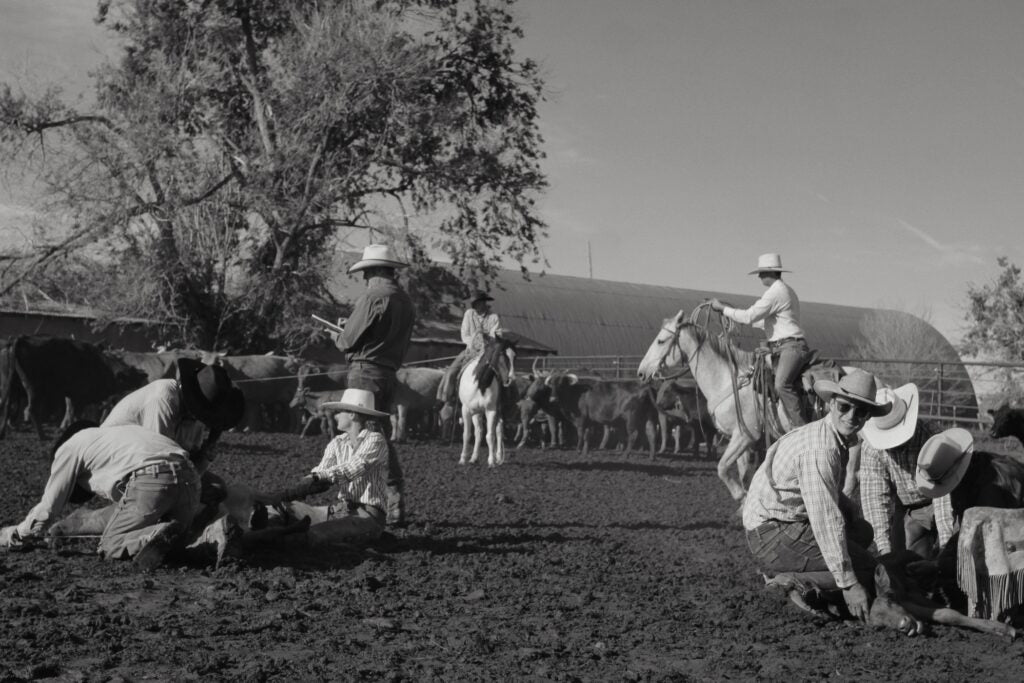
[746,518,877,593]
[347,362,404,524]
[98,461,200,560]
[773,338,811,427]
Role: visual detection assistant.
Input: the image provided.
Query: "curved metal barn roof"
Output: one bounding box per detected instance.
[488,269,959,362]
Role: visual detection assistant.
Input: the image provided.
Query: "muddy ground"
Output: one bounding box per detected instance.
[1,429,1023,682]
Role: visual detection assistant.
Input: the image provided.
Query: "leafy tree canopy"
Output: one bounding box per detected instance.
[961,257,1024,362]
[0,0,547,352]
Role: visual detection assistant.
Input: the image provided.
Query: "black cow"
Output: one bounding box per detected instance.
[989,403,1024,447]
[655,378,717,458]
[0,336,147,440]
[544,372,658,458]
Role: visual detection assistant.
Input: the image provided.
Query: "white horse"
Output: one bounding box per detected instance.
[637,310,771,503]
[458,336,516,467]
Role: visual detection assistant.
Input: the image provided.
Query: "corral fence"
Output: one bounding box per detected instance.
[512,355,1024,431]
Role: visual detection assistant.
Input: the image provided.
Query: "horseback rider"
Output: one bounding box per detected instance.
[709,252,811,428]
[437,292,505,407]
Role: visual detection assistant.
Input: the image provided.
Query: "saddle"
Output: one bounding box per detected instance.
[737,346,843,426]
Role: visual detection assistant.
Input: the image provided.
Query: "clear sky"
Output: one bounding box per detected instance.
[3,0,1024,345]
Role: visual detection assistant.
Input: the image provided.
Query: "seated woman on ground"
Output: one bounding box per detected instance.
[245,388,391,549]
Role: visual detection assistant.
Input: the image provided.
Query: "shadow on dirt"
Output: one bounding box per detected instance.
[379,530,599,557]
[430,519,733,532]
[525,460,694,477]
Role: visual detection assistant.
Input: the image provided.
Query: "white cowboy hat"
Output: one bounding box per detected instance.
[916,428,974,498]
[748,253,792,275]
[861,383,919,450]
[348,244,408,274]
[321,388,390,418]
[813,369,890,417]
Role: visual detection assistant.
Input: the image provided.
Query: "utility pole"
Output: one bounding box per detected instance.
[588,240,593,279]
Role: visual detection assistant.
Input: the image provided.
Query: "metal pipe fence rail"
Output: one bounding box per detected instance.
[514,355,1024,430]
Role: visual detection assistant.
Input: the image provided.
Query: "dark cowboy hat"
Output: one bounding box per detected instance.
[176,359,246,431]
[813,369,891,418]
[470,292,494,305]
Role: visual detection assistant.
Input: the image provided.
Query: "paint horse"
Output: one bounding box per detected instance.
[458,335,517,467]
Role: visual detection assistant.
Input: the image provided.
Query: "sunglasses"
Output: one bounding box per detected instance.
[834,399,872,420]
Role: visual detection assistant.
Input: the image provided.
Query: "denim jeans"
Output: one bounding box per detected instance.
[98,461,200,560]
[746,518,877,592]
[773,338,812,428]
[346,362,404,524]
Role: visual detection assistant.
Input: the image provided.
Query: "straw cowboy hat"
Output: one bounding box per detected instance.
[176,359,246,431]
[348,244,409,274]
[470,291,494,305]
[321,388,390,418]
[916,428,974,498]
[748,253,792,275]
[861,383,920,450]
[813,369,890,417]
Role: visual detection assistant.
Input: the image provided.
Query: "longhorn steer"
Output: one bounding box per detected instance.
[544,373,658,459]
[392,367,444,442]
[209,355,302,432]
[290,387,348,437]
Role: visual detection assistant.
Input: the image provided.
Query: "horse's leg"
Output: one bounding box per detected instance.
[717,431,754,503]
[658,413,669,454]
[577,418,588,456]
[459,404,472,465]
[736,447,759,491]
[471,413,485,464]
[495,414,506,465]
[485,408,497,467]
[645,418,657,460]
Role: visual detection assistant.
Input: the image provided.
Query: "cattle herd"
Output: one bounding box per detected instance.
[0,335,716,459]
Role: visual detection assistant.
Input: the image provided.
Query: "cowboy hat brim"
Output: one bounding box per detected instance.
[748,267,792,275]
[348,258,408,273]
[916,428,974,498]
[177,359,247,430]
[861,383,920,450]
[813,379,891,417]
[320,401,390,418]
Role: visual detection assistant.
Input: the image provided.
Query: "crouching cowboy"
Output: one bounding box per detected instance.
[1,424,199,571]
[743,370,900,626]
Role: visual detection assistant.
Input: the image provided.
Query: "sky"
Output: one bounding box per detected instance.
[3,0,1024,346]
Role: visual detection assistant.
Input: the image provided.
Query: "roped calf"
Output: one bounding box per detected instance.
[545,372,658,459]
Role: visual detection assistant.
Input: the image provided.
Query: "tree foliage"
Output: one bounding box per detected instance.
[961,258,1024,362]
[0,0,547,351]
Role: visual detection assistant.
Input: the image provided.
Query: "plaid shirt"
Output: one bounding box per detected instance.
[743,416,859,588]
[860,421,955,554]
[311,429,389,511]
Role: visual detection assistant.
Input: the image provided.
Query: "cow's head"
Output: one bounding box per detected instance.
[988,403,1024,440]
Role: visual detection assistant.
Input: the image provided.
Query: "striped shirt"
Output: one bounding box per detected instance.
[860,421,955,554]
[743,416,858,588]
[311,429,389,512]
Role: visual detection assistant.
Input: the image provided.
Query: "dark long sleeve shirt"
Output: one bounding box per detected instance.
[337,277,415,370]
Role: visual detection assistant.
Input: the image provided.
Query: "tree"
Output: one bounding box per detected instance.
[0,0,547,352]
[961,258,1024,403]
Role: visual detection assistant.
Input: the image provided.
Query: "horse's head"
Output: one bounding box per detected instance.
[637,309,690,381]
[475,335,517,390]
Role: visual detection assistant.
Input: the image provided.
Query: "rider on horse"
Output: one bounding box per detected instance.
[709,253,811,428]
[438,292,505,407]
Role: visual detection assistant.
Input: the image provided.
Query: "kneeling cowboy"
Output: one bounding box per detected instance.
[710,252,811,428]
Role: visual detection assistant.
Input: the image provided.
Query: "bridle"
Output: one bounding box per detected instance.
[655,318,703,379]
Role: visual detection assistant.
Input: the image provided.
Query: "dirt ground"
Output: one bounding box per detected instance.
[2,429,1023,682]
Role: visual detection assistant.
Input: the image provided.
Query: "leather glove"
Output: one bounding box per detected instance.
[273,474,332,502]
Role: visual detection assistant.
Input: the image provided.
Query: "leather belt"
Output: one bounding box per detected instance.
[768,336,805,348]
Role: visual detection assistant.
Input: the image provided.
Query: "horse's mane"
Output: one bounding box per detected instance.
[686,323,754,367]
[474,335,515,390]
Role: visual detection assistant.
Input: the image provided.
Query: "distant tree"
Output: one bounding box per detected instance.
[0,0,547,351]
[961,258,1024,403]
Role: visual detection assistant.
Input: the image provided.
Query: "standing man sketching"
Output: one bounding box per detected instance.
[334,244,416,526]
[709,252,811,428]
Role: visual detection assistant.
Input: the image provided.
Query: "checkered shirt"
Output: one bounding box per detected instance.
[743,416,859,588]
[859,421,955,555]
[311,429,389,511]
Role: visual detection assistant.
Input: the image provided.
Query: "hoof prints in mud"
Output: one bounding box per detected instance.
[0,431,1020,681]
